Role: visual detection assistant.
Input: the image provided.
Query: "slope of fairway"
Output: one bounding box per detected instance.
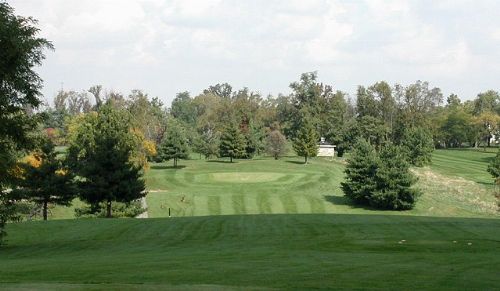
[431,149,496,185]
[144,157,497,219]
[1,215,499,290]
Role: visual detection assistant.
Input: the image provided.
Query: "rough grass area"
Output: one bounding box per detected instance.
[413,168,497,216]
[1,215,499,290]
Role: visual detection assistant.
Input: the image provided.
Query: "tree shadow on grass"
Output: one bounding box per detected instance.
[324,195,383,211]
[285,160,306,165]
[206,160,237,164]
[477,181,495,186]
[150,165,186,170]
[479,156,495,163]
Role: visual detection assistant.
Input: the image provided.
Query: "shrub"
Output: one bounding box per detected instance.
[341,139,378,204]
[371,144,421,210]
[75,201,145,218]
[342,139,421,210]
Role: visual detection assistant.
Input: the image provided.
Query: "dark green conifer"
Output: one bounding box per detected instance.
[219,123,246,163]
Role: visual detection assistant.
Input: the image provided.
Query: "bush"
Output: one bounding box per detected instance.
[341,139,378,204]
[75,201,145,218]
[341,139,421,210]
[371,144,421,210]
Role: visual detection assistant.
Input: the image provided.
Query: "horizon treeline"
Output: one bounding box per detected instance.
[41,72,500,159]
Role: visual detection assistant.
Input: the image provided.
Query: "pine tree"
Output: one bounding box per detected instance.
[13,139,76,220]
[341,139,378,204]
[292,118,318,164]
[371,144,421,210]
[0,199,12,245]
[266,130,287,160]
[401,126,434,166]
[487,149,500,209]
[72,105,146,218]
[219,123,246,162]
[159,122,190,167]
[487,149,500,185]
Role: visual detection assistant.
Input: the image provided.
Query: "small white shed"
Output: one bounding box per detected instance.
[317,137,336,157]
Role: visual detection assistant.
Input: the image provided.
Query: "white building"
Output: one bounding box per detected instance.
[317,137,336,157]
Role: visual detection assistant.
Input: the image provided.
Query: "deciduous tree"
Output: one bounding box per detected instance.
[12,139,76,220]
[266,130,287,160]
[1,2,52,241]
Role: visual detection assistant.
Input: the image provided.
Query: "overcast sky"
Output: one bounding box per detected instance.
[9,0,500,106]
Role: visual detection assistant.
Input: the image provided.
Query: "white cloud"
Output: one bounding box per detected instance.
[8,0,500,103]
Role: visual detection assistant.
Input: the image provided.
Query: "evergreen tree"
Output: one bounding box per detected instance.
[401,126,434,166]
[12,139,76,220]
[488,149,500,210]
[266,130,287,160]
[341,139,378,204]
[292,117,318,164]
[371,144,421,210]
[197,129,220,159]
[1,3,52,241]
[70,105,146,218]
[488,149,500,185]
[159,121,190,167]
[0,199,13,245]
[219,123,246,162]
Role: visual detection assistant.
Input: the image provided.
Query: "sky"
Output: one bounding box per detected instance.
[9,0,500,107]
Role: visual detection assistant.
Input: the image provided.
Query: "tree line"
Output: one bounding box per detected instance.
[2,1,500,244]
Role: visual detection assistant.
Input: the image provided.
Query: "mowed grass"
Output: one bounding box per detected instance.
[145,156,498,219]
[1,215,500,290]
[431,148,497,185]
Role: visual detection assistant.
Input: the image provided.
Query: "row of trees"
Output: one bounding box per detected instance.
[2,1,500,242]
[10,104,147,221]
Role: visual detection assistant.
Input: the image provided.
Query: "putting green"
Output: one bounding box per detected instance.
[209,172,286,183]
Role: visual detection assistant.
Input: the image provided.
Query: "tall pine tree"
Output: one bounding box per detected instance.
[341,139,378,204]
[400,126,434,166]
[70,105,146,218]
[219,122,246,163]
[292,117,318,164]
[13,139,76,220]
[371,144,421,210]
[159,121,190,167]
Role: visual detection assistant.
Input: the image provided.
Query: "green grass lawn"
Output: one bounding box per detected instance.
[144,156,497,219]
[431,148,497,185]
[2,151,499,289]
[1,214,499,290]
[41,153,498,220]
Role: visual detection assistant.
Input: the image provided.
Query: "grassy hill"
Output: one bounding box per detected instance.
[2,149,499,289]
[43,149,499,220]
[431,148,497,185]
[144,155,497,219]
[2,214,499,290]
